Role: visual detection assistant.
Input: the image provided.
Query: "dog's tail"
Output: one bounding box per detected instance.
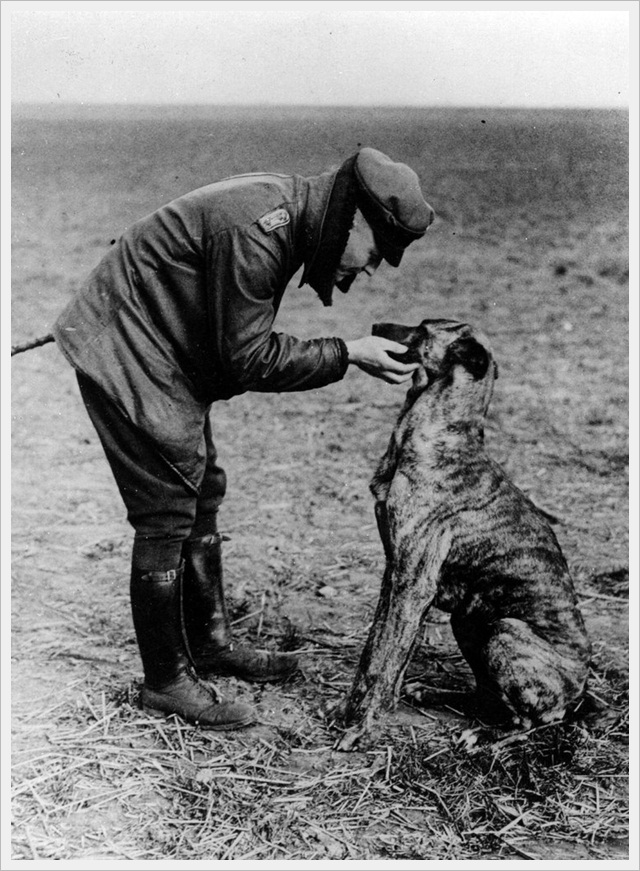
[11,333,56,357]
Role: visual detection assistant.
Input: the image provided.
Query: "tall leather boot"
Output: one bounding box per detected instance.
[182,533,299,683]
[130,564,256,730]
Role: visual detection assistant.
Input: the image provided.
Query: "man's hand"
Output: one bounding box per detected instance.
[345,336,420,384]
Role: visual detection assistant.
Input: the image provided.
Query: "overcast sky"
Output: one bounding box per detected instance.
[5,1,634,108]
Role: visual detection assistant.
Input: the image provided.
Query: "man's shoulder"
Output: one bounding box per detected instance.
[184,172,299,208]
[170,172,302,234]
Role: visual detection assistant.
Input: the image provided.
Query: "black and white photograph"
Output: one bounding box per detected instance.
[4,0,636,865]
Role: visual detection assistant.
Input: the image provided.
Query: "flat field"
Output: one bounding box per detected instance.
[10,105,629,861]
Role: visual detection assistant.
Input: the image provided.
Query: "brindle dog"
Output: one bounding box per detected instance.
[336,319,591,750]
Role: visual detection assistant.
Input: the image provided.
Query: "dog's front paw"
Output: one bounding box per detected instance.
[333,727,364,752]
[331,704,382,752]
[333,721,379,752]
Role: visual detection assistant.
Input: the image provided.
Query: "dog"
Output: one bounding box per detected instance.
[336,319,591,750]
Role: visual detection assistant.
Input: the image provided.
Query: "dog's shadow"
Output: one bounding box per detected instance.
[399,621,513,728]
[401,683,513,733]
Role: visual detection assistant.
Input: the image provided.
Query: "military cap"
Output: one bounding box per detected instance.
[353,147,434,266]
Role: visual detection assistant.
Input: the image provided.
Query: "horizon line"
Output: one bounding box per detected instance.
[11,101,629,111]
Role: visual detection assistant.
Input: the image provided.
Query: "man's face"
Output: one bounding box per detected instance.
[334,211,383,292]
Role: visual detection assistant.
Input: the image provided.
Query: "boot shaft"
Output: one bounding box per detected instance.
[182,535,300,684]
[130,565,192,689]
[182,534,231,648]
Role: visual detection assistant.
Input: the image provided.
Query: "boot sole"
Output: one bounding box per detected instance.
[143,705,257,731]
[196,663,299,684]
[200,671,295,684]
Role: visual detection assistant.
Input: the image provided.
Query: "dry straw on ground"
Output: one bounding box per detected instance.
[12,611,629,862]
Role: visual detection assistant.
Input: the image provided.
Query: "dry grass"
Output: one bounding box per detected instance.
[11,614,629,861]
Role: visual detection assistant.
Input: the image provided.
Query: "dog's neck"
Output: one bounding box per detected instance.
[370,364,492,502]
[400,369,489,445]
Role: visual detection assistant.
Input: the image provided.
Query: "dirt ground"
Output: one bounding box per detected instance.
[9,106,630,862]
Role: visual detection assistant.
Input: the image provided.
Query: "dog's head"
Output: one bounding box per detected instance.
[372,318,498,407]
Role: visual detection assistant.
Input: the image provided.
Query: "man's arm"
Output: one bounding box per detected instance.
[210,226,349,394]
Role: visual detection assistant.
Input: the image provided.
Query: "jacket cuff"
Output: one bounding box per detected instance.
[335,338,350,377]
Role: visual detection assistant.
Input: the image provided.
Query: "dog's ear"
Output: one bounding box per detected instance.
[446,336,491,380]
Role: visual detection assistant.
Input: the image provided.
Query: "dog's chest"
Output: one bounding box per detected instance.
[389,436,489,510]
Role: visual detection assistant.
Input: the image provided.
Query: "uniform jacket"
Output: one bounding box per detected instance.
[52,169,350,490]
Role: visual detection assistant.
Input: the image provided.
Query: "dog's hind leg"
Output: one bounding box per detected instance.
[451,614,589,730]
[335,526,451,750]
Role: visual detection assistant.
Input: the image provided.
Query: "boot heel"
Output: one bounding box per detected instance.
[142,704,167,719]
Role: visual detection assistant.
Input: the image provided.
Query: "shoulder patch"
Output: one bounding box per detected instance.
[257,208,290,233]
